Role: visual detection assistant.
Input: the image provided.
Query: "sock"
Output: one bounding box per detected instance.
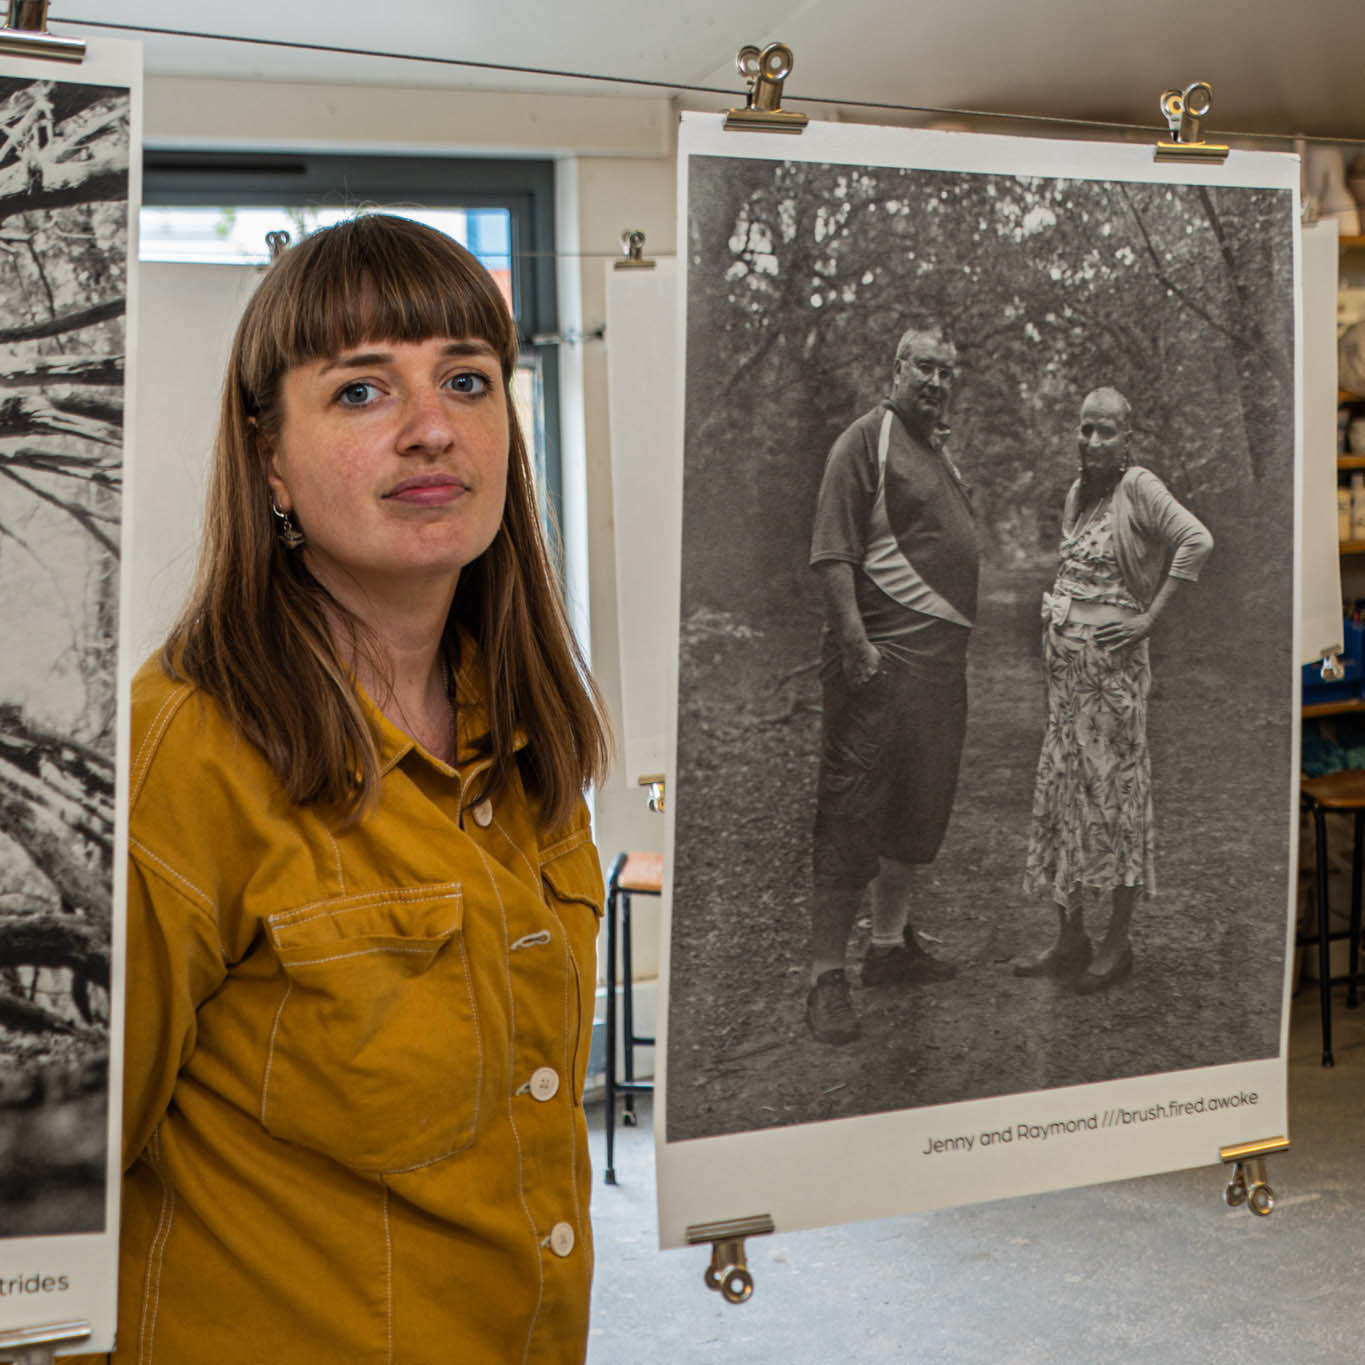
[870,898,909,949]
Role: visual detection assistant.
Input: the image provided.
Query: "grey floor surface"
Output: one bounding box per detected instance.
[586,989,1365,1364]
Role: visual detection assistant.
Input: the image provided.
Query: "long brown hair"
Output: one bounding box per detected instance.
[164,214,609,831]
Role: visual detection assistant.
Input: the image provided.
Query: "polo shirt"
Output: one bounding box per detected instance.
[811,401,978,669]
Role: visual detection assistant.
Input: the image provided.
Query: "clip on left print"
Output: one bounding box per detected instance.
[0,37,141,1357]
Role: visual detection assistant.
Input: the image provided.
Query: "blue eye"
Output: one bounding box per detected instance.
[448,371,491,396]
[337,381,378,407]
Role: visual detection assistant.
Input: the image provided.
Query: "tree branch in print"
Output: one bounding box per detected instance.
[0,353,123,388]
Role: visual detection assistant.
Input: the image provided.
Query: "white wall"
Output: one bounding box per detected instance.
[141,77,677,978]
[129,263,259,663]
[563,157,676,980]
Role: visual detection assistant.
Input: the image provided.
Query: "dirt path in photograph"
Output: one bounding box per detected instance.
[666,562,1290,1143]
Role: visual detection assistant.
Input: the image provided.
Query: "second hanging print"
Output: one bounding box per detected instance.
[659,115,1298,1239]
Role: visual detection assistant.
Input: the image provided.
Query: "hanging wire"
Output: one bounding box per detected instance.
[49,15,1365,149]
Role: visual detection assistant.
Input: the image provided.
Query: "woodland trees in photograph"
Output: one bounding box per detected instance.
[0,76,129,1234]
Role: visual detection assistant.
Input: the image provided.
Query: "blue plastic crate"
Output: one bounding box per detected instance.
[1304,651,1362,705]
[1345,617,1365,673]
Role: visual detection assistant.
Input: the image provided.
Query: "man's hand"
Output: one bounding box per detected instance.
[843,638,883,687]
[1094,613,1152,651]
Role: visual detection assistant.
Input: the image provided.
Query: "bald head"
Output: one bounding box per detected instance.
[1076,386,1132,498]
[1080,387,1131,429]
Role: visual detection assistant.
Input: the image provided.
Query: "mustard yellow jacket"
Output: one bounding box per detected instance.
[79,656,603,1363]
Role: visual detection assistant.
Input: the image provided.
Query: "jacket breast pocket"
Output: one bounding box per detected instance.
[260,887,481,1173]
[541,838,605,1103]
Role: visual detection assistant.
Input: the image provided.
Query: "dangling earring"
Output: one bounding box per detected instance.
[271,499,305,549]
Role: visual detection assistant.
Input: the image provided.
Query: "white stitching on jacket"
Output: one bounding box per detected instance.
[268,883,463,931]
[130,686,187,808]
[468,840,544,1365]
[284,936,455,968]
[259,980,292,1128]
[130,838,215,917]
[383,1184,394,1365]
[138,1127,175,1365]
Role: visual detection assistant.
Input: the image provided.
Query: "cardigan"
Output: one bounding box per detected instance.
[1061,465,1213,609]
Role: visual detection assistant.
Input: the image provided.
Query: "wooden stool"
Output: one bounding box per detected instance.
[1300,771,1365,1066]
[603,851,661,1185]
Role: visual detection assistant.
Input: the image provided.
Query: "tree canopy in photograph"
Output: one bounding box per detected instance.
[683,155,1294,625]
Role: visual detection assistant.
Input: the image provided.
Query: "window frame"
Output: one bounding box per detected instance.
[140,150,563,532]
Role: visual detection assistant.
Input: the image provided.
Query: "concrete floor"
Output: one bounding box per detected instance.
[586,990,1365,1363]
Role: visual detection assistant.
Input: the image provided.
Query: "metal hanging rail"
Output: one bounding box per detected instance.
[48,15,1365,149]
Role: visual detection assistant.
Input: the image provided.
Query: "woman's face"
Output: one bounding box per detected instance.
[264,334,510,601]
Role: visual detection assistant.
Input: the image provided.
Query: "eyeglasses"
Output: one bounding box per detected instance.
[912,360,956,383]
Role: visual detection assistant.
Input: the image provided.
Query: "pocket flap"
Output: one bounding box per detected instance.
[541,841,605,916]
[268,886,464,954]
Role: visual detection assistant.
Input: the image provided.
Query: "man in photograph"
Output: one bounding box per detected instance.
[805,320,979,1044]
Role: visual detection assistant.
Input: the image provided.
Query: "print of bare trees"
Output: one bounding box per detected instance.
[0,75,128,1233]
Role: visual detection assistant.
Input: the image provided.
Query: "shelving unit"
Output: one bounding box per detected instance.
[1304,696,1365,719]
[1309,238,1365,717]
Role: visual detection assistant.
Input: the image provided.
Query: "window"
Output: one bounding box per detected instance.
[140,152,561,531]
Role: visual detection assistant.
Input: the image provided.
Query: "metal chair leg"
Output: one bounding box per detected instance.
[622,888,637,1126]
[604,853,625,1183]
[1314,803,1335,1066]
[1350,811,1364,1010]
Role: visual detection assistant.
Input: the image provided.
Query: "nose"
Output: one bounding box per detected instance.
[398,383,455,454]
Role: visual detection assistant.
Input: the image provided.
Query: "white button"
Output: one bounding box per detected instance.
[529,1067,560,1102]
[472,800,493,828]
[549,1222,575,1257]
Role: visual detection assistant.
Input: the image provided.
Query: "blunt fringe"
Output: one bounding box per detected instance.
[163,213,609,831]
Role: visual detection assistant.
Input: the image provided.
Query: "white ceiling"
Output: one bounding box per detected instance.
[50,0,1365,141]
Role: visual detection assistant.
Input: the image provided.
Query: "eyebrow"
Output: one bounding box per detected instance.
[318,340,499,375]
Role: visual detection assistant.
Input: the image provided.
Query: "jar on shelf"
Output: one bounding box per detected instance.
[1350,470,1365,541]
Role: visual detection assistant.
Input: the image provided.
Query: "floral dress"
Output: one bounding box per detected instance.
[1022,498,1157,904]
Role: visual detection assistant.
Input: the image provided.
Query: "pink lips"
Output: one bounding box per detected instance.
[384,472,465,505]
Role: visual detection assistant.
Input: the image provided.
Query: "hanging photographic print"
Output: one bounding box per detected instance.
[656,113,1300,1244]
[0,38,140,1352]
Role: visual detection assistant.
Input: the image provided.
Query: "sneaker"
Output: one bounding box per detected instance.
[862,936,957,986]
[805,968,861,1044]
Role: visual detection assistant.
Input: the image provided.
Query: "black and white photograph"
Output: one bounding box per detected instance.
[0,42,137,1343]
[659,118,1299,1234]
[0,69,129,1235]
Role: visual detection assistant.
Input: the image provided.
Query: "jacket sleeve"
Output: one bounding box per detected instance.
[121,845,227,1168]
[1132,467,1214,582]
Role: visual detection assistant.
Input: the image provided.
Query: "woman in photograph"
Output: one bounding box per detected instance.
[79,215,609,1363]
[1016,386,1212,993]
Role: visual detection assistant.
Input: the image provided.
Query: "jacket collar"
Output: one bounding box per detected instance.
[356,629,526,778]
